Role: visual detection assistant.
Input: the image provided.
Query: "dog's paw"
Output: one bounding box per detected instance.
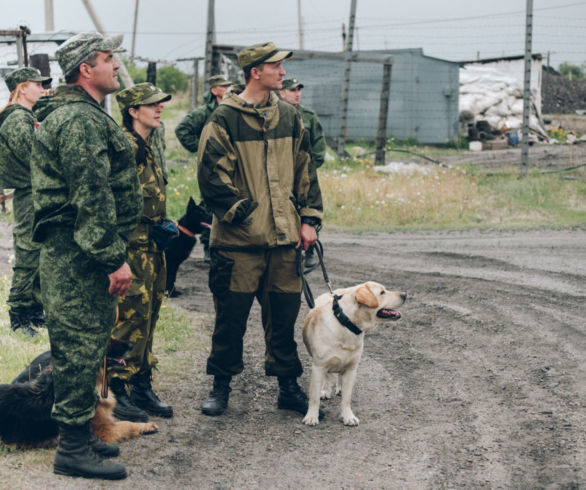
[320,390,331,400]
[142,422,159,434]
[303,412,320,426]
[341,410,359,426]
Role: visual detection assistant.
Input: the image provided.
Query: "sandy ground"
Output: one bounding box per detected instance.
[1,228,585,488]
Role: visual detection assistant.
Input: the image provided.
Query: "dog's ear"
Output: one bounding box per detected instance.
[355,284,379,308]
[188,196,196,210]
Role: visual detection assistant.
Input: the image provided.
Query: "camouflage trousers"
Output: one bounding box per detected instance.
[206,246,303,378]
[109,247,166,381]
[7,188,42,309]
[39,230,117,426]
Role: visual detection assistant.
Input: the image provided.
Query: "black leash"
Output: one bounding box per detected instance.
[297,240,363,335]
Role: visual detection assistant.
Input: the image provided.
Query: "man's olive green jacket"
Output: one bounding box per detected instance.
[197,90,323,250]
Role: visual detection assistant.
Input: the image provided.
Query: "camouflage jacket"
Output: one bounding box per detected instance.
[197,90,323,250]
[297,104,326,169]
[123,125,167,250]
[31,84,142,274]
[175,91,218,153]
[0,104,36,189]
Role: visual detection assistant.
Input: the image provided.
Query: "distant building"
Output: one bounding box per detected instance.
[212,45,460,145]
[0,31,75,104]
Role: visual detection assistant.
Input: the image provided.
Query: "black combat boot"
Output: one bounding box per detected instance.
[201,376,231,416]
[278,377,324,419]
[28,305,47,327]
[9,307,37,336]
[53,422,126,480]
[110,377,149,422]
[130,370,173,418]
[89,432,120,458]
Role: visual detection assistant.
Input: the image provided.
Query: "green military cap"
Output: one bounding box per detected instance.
[237,42,292,70]
[56,31,124,77]
[208,74,231,88]
[116,82,171,113]
[4,67,52,92]
[281,78,304,90]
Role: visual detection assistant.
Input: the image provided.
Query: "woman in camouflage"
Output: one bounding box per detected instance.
[0,67,51,336]
[108,83,174,421]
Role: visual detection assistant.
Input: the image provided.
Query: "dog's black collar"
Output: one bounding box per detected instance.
[332,294,363,335]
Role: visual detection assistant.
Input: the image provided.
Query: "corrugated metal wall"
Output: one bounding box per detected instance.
[284,49,460,144]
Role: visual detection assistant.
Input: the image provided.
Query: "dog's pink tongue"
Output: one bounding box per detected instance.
[378,308,402,319]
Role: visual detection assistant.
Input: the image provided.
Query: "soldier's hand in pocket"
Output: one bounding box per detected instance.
[108,262,133,297]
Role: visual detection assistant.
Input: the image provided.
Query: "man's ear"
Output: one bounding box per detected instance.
[355,284,378,308]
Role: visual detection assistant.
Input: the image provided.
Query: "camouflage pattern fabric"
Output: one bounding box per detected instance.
[40,231,118,425]
[237,42,292,70]
[109,247,166,380]
[297,104,326,170]
[174,91,218,153]
[0,104,42,309]
[31,84,142,272]
[8,188,42,309]
[30,84,142,426]
[116,82,171,114]
[55,31,123,77]
[0,104,36,189]
[3,67,51,92]
[109,125,168,380]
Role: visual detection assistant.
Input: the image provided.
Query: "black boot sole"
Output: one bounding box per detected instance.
[53,465,127,480]
[141,406,174,418]
[278,400,325,420]
[113,406,149,422]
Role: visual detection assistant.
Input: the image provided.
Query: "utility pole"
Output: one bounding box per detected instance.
[81,0,134,88]
[44,0,55,31]
[520,0,533,177]
[337,0,357,159]
[297,0,304,50]
[130,0,140,64]
[203,0,215,93]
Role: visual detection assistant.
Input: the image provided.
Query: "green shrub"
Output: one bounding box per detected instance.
[157,66,188,93]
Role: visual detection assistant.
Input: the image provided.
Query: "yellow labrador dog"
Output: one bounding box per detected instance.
[302,281,406,426]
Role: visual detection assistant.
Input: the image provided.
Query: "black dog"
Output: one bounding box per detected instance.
[0,340,157,448]
[165,197,212,297]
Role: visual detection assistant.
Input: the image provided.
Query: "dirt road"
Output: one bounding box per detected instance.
[3,227,585,488]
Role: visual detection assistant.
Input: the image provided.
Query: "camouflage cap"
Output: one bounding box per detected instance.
[281,78,304,90]
[4,67,52,92]
[237,42,292,70]
[116,82,171,113]
[56,31,124,77]
[208,74,231,88]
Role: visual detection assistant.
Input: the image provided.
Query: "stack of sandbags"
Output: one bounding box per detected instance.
[459,64,547,139]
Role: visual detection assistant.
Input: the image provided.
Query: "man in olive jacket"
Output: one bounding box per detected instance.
[197,42,323,418]
[30,32,142,480]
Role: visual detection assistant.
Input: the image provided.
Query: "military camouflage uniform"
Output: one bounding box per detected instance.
[109,123,168,381]
[0,104,42,311]
[31,84,142,426]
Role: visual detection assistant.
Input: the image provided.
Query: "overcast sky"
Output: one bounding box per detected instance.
[2,0,585,69]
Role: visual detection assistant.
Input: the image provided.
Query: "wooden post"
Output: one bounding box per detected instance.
[336,0,357,159]
[375,60,393,165]
[192,58,199,109]
[44,0,55,31]
[147,62,157,85]
[520,0,533,177]
[203,0,215,93]
[131,0,140,64]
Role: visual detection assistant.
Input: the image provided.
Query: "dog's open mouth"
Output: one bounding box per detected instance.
[376,308,402,320]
